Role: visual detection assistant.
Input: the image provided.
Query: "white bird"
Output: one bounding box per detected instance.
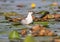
[21,11,34,25]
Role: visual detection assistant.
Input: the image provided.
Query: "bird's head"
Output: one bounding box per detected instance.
[28,11,35,15]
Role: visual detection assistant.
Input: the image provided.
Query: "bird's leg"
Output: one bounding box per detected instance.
[31,22,34,24]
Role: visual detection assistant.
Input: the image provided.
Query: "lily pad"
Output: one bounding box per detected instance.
[36,11,49,15]
[0,20,9,23]
[33,22,49,27]
[9,30,20,40]
[24,34,36,42]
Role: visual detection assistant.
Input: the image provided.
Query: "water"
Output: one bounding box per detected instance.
[0,0,60,14]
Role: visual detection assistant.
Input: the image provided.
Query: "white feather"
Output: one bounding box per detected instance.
[21,12,33,25]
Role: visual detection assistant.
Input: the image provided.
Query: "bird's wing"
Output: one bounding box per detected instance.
[21,19,27,24]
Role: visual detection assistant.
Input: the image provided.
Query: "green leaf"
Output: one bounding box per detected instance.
[9,30,20,40]
[33,22,48,26]
[24,35,36,42]
[37,11,49,15]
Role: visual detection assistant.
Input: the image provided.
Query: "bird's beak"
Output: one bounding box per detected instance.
[33,11,36,14]
[32,11,39,14]
[33,12,35,14]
